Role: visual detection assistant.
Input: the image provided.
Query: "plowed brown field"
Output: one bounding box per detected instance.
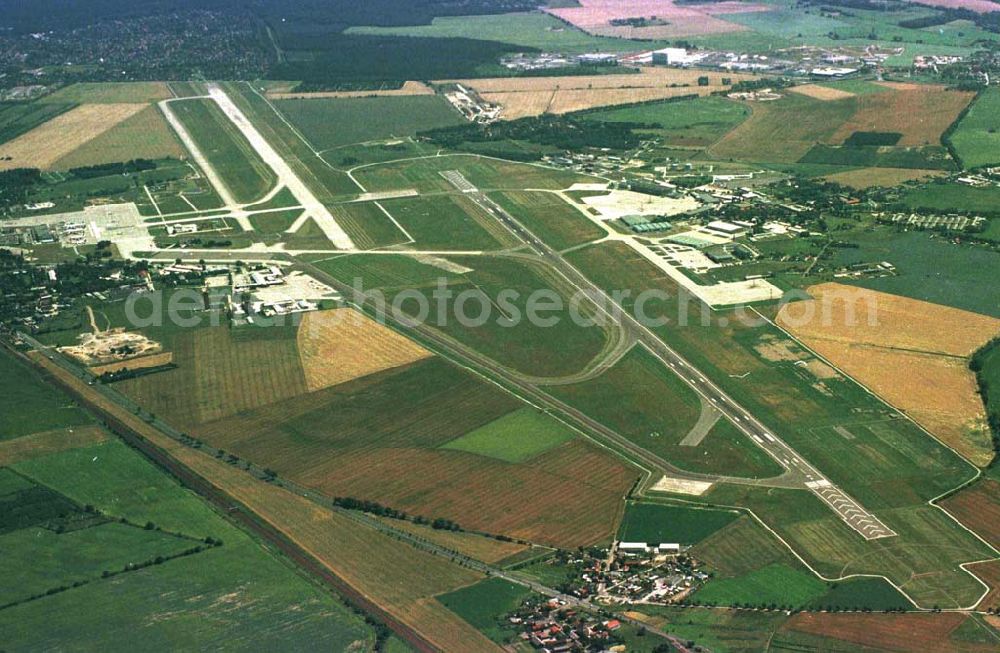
[828,83,974,146]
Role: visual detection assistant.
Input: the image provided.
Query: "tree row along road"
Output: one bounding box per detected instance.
[8,337,695,653]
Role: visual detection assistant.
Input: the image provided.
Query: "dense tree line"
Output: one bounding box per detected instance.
[420,115,652,154]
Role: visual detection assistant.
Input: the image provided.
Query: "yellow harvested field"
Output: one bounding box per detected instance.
[53,105,184,169]
[269,81,434,99]
[0,425,109,465]
[297,309,432,392]
[777,283,1000,465]
[0,103,147,171]
[822,167,945,189]
[450,68,751,119]
[789,84,856,101]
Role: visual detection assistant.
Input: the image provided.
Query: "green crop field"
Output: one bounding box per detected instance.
[39,82,173,104]
[0,352,92,441]
[0,101,76,145]
[808,577,910,612]
[617,502,738,546]
[489,190,605,251]
[277,96,464,151]
[441,407,576,463]
[170,98,276,203]
[379,194,513,251]
[549,346,783,478]
[347,11,671,53]
[435,577,534,644]
[580,96,751,148]
[950,87,1000,169]
[4,440,374,648]
[824,228,1000,317]
[694,563,827,608]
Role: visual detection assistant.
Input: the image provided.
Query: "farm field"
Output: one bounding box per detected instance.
[440,407,577,463]
[0,101,76,147]
[901,181,1000,213]
[950,86,1000,169]
[118,327,637,547]
[707,93,855,164]
[693,562,827,608]
[579,95,751,147]
[0,103,146,171]
[0,426,108,466]
[549,345,785,478]
[453,68,752,119]
[822,166,944,189]
[807,576,911,612]
[0,351,92,441]
[276,95,464,151]
[617,502,738,545]
[40,82,173,104]
[488,190,605,251]
[940,479,1000,549]
[776,283,1000,465]
[826,83,974,147]
[435,578,534,644]
[823,230,1000,318]
[52,105,184,169]
[2,435,374,649]
[169,98,276,204]
[379,194,515,251]
[779,612,999,653]
[296,308,432,392]
[267,81,434,100]
[347,11,672,53]
[544,0,767,39]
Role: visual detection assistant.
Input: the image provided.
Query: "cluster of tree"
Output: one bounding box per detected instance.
[68,159,158,180]
[420,115,651,154]
[970,337,1000,468]
[0,168,43,212]
[725,77,793,94]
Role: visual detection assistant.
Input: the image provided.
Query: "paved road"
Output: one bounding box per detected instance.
[444,172,896,541]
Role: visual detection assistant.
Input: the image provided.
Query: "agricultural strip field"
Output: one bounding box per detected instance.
[778,612,999,653]
[378,194,518,251]
[1,432,373,649]
[115,322,637,547]
[488,190,605,251]
[275,96,464,150]
[0,103,146,171]
[544,0,764,39]
[23,351,498,652]
[0,101,76,147]
[776,283,1000,465]
[351,153,595,195]
[578,95,751,148]
[452,68,753,119]
[440,407,577,463]
[267,81,434,100]
[52,105,185,169]
[950,86,1000,169]
[617,501,738,545]
[40,82,174,104]
[0,426,108,466]
[548,345,784,478]
[369,516,529,565]
[168,98,277,204]
[347,11,672,53]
